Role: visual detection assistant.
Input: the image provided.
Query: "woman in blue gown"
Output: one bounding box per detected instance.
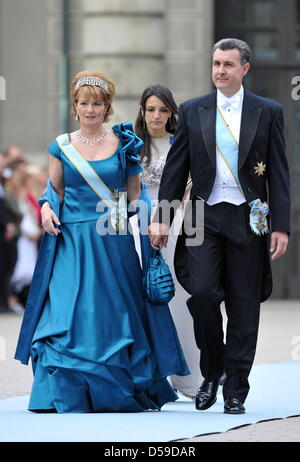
[15,70,189,413]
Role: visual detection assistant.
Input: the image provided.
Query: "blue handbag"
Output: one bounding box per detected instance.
[144,250,175,304]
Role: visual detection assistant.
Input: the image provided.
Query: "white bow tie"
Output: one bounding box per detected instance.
[220,94,241,111]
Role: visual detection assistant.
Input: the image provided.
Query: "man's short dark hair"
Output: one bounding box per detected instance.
[212,38,252,65]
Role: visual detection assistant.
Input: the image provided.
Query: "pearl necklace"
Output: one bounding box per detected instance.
[76,129,109,146]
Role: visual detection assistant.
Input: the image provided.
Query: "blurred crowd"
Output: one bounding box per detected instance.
[0,145,48,314]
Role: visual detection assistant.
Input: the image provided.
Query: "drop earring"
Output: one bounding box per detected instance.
[140,108,146,130]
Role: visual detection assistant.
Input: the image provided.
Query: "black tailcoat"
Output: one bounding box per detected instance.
[157,89,291,302]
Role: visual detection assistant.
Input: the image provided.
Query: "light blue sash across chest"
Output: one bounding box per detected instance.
[56,133,127,230]
[215,109,269,236]
[216,107,243,193]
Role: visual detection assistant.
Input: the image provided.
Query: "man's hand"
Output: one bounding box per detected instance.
[270,231,288,260]
[148,222,170,249]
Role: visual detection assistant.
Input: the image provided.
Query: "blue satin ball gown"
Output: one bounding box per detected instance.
[22,123,189,413]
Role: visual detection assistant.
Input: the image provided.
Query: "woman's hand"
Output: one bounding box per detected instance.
[41,202,61,236]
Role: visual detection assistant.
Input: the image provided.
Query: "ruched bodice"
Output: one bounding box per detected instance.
[48,124,142,223]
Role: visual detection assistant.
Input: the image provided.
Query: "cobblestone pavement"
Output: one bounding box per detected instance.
[1,300,299,442]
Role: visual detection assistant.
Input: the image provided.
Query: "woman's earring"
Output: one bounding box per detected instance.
[76,112,79,121]
[140,108,146,129]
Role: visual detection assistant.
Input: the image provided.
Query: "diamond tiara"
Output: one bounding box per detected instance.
[75,76,109,92]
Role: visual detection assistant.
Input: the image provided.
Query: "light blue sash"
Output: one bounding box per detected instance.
[216,111,269,235]
[56,134,127,230]
[216,107,243,194]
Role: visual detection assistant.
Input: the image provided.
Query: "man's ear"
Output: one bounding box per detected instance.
[243,63,251,77]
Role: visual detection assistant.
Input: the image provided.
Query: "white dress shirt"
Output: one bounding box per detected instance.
[207,85,246,206]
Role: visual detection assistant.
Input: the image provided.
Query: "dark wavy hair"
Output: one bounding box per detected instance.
[134,84,178,165]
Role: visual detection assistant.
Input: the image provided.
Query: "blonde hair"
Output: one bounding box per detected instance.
[70,70,116,122]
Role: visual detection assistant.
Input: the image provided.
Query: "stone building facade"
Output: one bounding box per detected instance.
[0,0,213,162]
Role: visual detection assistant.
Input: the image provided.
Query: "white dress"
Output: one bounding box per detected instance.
[140,135,202,398]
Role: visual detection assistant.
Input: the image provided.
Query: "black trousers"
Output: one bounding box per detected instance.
[186,201,265,402]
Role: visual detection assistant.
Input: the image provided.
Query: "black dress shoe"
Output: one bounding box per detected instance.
[195,378,220,410]
[224,398,245,414]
